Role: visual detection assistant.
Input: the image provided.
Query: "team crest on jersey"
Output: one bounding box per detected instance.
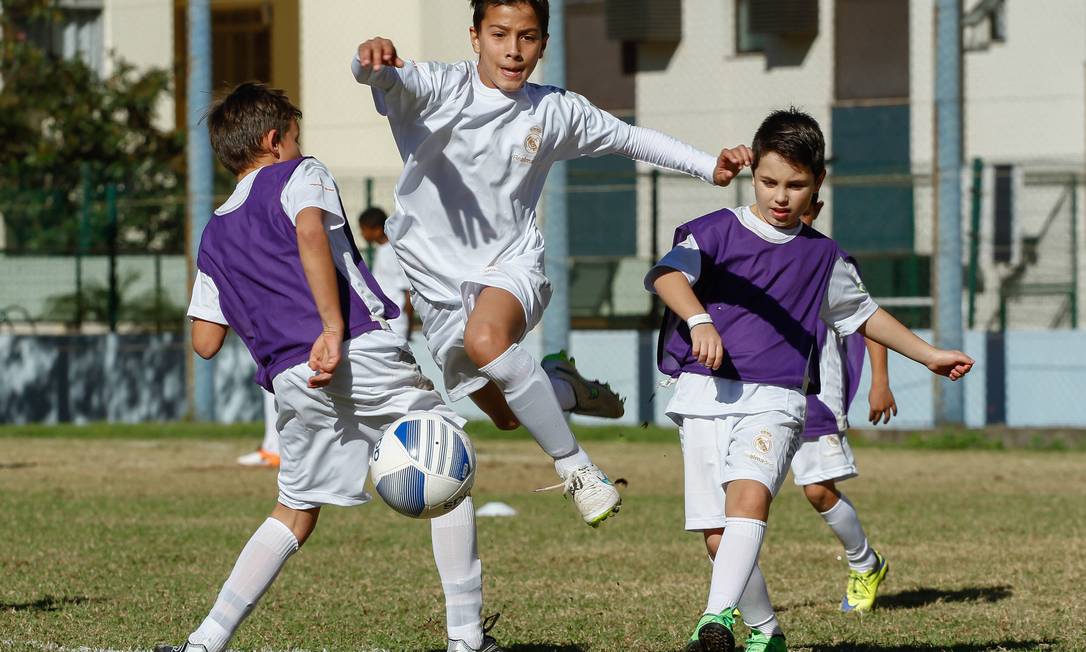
[525,126,542,154]
[753,429,773,454]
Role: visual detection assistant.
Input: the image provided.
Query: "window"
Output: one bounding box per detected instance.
[25,2,104,76]
[993,164,1014,264]
[735,0,768,54]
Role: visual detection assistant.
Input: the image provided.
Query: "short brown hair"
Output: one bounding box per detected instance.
[752,108,826,179]
[470,0,549,36]
[206,82,301,176]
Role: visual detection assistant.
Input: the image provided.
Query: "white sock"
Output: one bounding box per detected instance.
[189,517,299,652]
[479,344,581,460]
[738,563,782,636]
[431,497,483,648]
[705,517,766,615]
[820,493,877,572]
[550,376,578,412]
[553,447,593,478]
[260,390,279,454]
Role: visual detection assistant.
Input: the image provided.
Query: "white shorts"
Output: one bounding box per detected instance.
[790,433,858,486]
[678,411,803,531]
[413,258,551,401]
[271,328,463,510]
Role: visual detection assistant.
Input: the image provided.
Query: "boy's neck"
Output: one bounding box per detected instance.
[235,154,295,181]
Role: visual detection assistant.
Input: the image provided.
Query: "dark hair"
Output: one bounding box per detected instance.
[358,206,389,230]
[470,0,549,36]
[206,82,302,176]
[751,108,825,179]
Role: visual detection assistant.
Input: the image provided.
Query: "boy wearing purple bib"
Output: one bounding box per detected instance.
[647,110,973,652]
[156,83,501,652]
[790,199,897,614]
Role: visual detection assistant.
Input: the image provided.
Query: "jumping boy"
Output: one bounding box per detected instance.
[646,110,972,652]
[156,83,500,652]
[791,198,897,614]
[351,0,741,526]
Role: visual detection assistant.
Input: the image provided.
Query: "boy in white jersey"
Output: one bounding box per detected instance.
[156,83,501,652]
[789,198,897,613]
[351,0,740,526]
[647,111,973,652]
[359,206,414,339]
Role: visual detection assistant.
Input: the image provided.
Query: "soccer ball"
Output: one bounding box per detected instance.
[370,412,476,519]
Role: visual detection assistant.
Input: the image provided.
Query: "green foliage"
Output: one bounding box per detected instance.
[0,0,185,254]
[40,268,186,326]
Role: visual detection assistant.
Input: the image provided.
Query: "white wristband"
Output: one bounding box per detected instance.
[686,313,713,330]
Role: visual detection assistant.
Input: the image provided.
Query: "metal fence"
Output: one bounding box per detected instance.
[1,161,1081,335]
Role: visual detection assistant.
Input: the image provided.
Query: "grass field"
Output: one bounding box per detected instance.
[1,426,1083,652]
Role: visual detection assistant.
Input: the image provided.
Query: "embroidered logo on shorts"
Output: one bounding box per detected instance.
[525,126,542,153]
[825,435,841,448]
[753,429,773,455]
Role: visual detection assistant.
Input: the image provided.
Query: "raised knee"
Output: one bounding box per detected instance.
[464,323,511,367]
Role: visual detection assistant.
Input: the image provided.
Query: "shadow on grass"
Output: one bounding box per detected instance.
[803,641,1052,652]
[0,461,35,470]
[0,595,102,612]
[878,585,1013,610]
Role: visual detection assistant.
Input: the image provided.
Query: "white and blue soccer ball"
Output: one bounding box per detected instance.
[370,413,476,519]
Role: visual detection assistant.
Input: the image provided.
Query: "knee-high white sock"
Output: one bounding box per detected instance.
[705,517,766,615]
[479,344,587,467]
[189,517,299,652]
[820,493,876,572]
[431,497,483,648]
[737,563,782,636]
[261,390,279,454]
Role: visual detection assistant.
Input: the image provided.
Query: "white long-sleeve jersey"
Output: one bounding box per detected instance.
[353,56,718,305]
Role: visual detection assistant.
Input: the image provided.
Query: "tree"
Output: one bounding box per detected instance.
[0,0,185,255]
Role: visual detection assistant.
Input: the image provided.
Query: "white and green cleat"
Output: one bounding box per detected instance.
[542,350,625,418]
[841,550,889,613]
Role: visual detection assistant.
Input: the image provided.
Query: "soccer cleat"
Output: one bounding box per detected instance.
[536,463,622,526]
[744,630,787,652]
[841,550,889,613]
[237,448,280,468]
[542,350,625,419]
[153,642,208,652]
[563,463,622,526]
[447,636,503,652]
[448,612,504,652]
[685,610,735,652]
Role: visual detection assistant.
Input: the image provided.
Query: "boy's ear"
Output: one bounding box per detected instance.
[469,26,481,54]
[261,128,280,157]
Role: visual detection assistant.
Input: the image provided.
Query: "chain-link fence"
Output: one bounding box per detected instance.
[2,161,1081,335]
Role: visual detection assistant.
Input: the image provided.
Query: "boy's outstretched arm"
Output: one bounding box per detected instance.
[192,319,228,359]
[296,206,345,388]
[858,308,974,380]
[864,337,897,424]
[653,270,723,371]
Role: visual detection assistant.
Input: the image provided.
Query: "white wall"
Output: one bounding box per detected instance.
[104,0,175,130]
[298,0,478,221]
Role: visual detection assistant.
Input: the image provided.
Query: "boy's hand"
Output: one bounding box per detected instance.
[868,383,898,425]
[713,145,753,187]
[357,37,404,71]
[307,326,343,388]
[926,349,974,381]
[691,324,724,370]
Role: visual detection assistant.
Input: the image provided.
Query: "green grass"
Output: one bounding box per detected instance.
[1,435,1083,651]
